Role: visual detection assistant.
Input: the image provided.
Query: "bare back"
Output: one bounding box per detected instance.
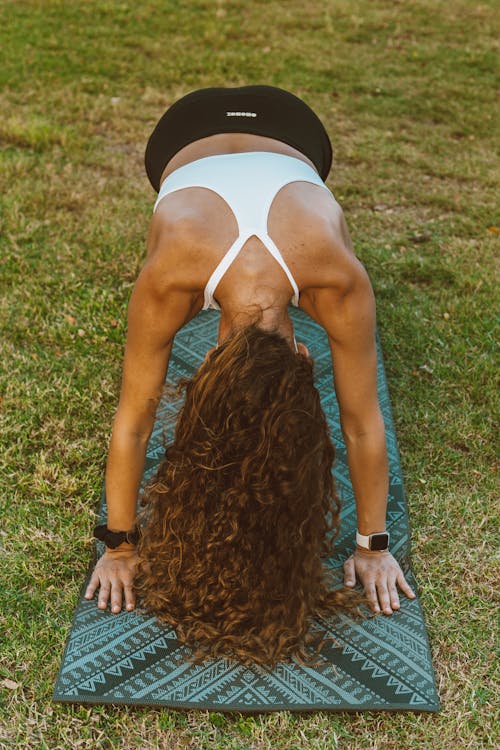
[147,133,363,338]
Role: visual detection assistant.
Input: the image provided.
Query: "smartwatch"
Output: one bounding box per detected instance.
[356,530,390,551]
[93,525,140,549]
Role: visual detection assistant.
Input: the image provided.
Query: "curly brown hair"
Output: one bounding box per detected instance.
[135,324,364,669]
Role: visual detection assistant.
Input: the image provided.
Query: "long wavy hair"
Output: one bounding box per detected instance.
[135,324,364,669]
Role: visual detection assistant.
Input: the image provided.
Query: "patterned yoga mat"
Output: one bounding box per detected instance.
[53,309,439,712]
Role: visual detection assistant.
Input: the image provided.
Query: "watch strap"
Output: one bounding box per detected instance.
[93,524,140,548]
[356,530,390,551]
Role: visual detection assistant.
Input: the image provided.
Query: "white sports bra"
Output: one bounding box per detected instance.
[153,151,333,310]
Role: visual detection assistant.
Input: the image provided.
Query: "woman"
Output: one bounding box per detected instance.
[85,85,415,666]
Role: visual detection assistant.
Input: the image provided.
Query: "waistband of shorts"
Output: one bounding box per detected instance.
[144,85,333,192]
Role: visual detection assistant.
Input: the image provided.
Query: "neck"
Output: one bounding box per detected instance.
[218,306,296,349]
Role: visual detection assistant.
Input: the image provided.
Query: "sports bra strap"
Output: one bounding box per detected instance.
[204,229,299,310]
[203,232,250,309]
[259,231,299,304]
[153,152,333,310]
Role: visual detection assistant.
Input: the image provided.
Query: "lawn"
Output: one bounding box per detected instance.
[0,0,498,748]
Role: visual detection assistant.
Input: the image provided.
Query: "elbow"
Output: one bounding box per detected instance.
[112,410,155,446]
[130,426,154,446]
[340,409,385,443]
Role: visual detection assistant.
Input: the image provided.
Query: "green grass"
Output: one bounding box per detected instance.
[0,0,498,747]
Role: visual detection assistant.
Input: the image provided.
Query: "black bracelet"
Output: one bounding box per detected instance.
[93,524,140,549]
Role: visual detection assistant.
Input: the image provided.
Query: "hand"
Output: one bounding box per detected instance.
[343,548,416,615]
[84,547,138,614]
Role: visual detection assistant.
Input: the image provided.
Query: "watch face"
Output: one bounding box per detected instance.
[370,533,389,551]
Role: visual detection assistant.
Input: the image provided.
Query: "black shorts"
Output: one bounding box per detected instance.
[144,85,333,192]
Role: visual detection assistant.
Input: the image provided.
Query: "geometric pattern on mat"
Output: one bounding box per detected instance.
[53,308,439,712]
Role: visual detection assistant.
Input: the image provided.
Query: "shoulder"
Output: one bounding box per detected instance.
[298,194,372,299]
[129,208,205,316]
[301,257,374,319]
[142,206,210,297]
[299,234,376,345]
[147,203,206,261]
[127,257,202,340]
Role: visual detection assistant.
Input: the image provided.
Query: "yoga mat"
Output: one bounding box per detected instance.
[53,309,439,712]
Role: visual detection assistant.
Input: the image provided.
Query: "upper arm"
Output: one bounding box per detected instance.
[306,261,381,436]
[115,262,200,437]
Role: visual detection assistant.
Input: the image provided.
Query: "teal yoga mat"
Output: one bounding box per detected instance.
[53,309,439,712]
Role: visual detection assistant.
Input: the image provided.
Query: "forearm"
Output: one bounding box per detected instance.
[342,413,388,534]
[341,417,417,613]
[105,419,152,531]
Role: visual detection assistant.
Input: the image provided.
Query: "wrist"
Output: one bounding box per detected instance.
[104,544,137,556]
[355,545,390,556]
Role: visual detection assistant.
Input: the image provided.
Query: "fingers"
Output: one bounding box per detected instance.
[352,550,418,616]
[364,582,399,616]
[388,581,400,611]
[110,581,124,614]
[98,582,111,611]
[376,581,396,616]
[377,573,415,615]
[397,570,416,600]
[83,552,138,614]
[111,580,137,612]
[123,583,136,612]
[364,583,380,615]
[98,579,134,614]
[84,571,99,601]
[343,556,356,587]
[84,574,125,614]
[84,566,111,608]
[365,582,398,615]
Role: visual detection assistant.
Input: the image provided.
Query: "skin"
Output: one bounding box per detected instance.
[85,132,416,617]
